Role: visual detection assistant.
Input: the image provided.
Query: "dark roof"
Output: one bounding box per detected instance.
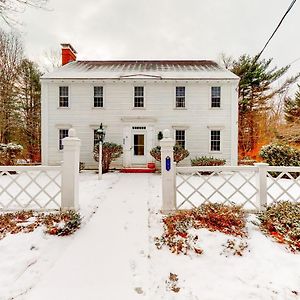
[75,60,221,71]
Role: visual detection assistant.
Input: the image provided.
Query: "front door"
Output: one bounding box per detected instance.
[132,130,147,165]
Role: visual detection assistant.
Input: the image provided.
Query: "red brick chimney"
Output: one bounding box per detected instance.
[61,43,77,66]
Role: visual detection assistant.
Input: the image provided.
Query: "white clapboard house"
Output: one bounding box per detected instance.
[41,44,239,169]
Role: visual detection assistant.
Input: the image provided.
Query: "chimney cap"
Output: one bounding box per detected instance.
[60,43,77,54]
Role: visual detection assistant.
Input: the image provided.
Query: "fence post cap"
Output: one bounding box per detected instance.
[254,163,269,166]
[163,129,170,139]
[68,128,76,137]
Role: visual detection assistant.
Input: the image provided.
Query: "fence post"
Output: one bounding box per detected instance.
[160,129,176,214]
[61,128,81,210]
[254,163,268,211]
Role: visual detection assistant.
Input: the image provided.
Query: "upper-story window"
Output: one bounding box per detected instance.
[94,86,104,108]
[59,86,69,107]
[134,86,144,108]
[175,86,185,108]
[175,129,186,149]
[210,130,221,151]
[59,129,69,150]
[211,86,221,108]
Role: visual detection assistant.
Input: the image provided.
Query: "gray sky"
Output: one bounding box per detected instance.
[3,0,300,85]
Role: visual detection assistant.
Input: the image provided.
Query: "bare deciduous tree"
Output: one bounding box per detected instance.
[0,29,23,144]
[0,0,48,25]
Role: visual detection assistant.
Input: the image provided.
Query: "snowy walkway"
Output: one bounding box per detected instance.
[25,173,152,300]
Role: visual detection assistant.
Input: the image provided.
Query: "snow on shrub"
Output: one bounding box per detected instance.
[0,210,81,239]
[191,156,226,166]
[155,203,247,255]
[150,144,189,164]
[259,143,300,167]
[93,142,123,173]
[255,201,300,252]
[0,143,23,165]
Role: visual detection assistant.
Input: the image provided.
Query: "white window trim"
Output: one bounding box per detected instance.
[173,128,187,149]
[58,85,71,109]
[58,127,71,151]
[174,86,187,110]
[209,86,222,110]
[92,84,106,109]
[133,85,146,109]
[208,126,223,154]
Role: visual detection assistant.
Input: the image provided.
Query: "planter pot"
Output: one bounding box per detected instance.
[147,162,156,169]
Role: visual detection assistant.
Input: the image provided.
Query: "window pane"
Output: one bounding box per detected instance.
[59,86,69,107]
[134,87,144,107]
[134,134,144,155]
[210,130,220,151]
[211,87,221,108]
[94,86,103,107]
[59,129,69,150]
[176,87,185,108]
[175,130,185,149]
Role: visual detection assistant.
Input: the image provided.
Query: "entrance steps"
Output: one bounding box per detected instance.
[120,165,156,173]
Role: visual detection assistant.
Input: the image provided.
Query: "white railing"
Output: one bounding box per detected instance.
[176,166,259,211]
[0,166,61,210]
[176,165,300,211]
[0,128,81,211]
[159,130,300,213]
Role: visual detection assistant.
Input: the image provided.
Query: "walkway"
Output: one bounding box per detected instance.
[25,173,152,300]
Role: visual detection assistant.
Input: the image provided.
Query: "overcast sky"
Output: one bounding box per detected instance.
[2,0,300,85]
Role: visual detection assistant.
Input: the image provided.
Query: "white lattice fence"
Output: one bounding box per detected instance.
[175,165,300,212]
[0,166,61,211]
[176,166,259,211]
[266,166,300,205]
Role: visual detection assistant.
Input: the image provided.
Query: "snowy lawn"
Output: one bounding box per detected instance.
[0,172,299,300]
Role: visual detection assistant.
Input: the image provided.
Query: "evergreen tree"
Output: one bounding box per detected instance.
[228,54,299,157]
[284,85,300,124]
[18,59,41,162]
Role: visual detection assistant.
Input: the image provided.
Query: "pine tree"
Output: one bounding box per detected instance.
[18,59,41,162]
[284,85,300,124]
[228,54,299,157]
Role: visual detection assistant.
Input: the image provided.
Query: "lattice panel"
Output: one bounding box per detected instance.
[267,171,300,204]
[0,170,61,210]
[176,170,259,210]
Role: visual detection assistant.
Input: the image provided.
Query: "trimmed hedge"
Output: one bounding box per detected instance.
[191,156,226,166]
[150,144,190,164]
[259,143,300,166]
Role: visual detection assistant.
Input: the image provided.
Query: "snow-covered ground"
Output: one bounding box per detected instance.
[0,172,300,300]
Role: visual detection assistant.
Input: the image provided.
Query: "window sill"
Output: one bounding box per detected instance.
[209,151,222,154]
[174,107,187,110]
[132,107,146,110]
[57,107,70,109]
[92,107,105,110]
[209,107,222,110]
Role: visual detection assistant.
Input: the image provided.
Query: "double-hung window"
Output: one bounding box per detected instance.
[59,129,69,150]
[94,86,104,108]
[93,129,100,147]
[175,130,186,149]
[175,86,185,108]
[210,130,221,151]
[59,86,69,107]
[134,86,144,108]
[211,86,221,108]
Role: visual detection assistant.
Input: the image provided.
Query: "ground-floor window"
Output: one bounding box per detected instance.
[59,129,69,150]
[210,130,221,151]
[93,129,100,147]
[175,130,185,149]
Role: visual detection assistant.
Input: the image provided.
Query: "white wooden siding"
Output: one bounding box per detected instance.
[42,80,239,167]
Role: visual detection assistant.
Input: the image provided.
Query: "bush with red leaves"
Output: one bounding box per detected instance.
[155,203,247,255]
